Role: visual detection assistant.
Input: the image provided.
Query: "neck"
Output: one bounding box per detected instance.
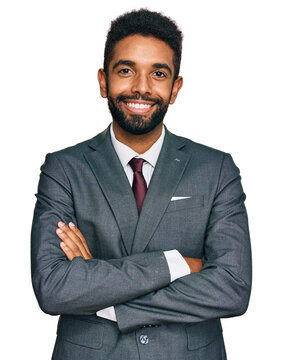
[112,121,163,154]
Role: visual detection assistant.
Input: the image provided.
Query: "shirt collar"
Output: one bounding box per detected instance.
[110,122,165,168]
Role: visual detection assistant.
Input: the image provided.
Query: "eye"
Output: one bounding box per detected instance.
[154,71,166,78]
[119,68,132,75]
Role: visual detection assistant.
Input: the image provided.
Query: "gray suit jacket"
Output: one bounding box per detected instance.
[31,125,252,360]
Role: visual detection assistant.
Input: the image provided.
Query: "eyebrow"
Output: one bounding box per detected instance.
[112,59,172,76]
[152,63,172,76]
[112,60,135,70]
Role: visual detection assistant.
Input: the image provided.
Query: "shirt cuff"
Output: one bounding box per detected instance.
[96,306,117,322]
[164,249,191,282]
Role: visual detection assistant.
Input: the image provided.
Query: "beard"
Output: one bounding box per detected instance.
[107,93,171,135]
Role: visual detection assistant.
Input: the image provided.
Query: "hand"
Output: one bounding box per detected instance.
[184,257,202,273]
[56,221,93,261]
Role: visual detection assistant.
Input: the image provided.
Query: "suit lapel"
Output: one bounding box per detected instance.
[83,126,138,255]
[131,127,192,254]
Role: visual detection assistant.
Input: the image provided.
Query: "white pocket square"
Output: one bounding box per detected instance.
[171,196,191,201]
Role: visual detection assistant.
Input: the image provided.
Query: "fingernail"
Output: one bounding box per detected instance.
[61,242,66,247]
[69,222,75,227]
[58,221,64,227]
[57,228,63,234]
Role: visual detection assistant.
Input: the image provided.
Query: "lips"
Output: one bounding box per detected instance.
[122,101,155,114]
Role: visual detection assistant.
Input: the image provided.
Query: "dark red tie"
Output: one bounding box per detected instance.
[129,158,147,214]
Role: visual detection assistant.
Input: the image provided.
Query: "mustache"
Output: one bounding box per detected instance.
[116,94,163,106]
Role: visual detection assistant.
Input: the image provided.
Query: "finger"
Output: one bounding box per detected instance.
[60,241,76,261]
[69,222,92,257]
[57,222,90,258]
[56,226,93,260]
[56,228,85,258]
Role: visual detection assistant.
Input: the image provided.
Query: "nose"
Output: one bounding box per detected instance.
[131,73,152,96]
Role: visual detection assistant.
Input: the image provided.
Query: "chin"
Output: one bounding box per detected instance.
[115,115,163,135]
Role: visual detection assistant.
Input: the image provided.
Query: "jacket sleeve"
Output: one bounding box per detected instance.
[114,153,252,333]
[31,153,171,316]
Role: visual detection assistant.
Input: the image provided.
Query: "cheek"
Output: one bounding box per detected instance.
[154,81,174,100]
[107,76,131,96]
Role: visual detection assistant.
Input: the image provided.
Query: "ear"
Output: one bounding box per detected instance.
[97,68,108,98]
[169,76,183,104]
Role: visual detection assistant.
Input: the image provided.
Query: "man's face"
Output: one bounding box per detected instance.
[98,34,183,135]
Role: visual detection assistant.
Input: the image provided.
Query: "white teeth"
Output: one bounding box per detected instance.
[126,102,151,109]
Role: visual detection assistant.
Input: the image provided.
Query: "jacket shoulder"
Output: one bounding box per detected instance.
[50,138,92,158]
[46,127,107,160]
[169,130,228,162]
[170,132,240,186]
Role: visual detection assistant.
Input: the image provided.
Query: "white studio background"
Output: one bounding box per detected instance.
[1,1,281,358]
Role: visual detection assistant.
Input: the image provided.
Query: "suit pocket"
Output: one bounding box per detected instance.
[166,195,204,213]
[185,319,222,350]
[57,315,105,349]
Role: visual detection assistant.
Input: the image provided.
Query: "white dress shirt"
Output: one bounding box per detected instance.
[96,123,190,322]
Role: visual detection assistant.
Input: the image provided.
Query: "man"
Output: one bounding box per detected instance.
[31,9,252,360]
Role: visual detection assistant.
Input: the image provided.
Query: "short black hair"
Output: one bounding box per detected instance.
[103,9,183,81]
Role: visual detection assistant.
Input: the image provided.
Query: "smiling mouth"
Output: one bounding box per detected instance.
[122,101,155,114]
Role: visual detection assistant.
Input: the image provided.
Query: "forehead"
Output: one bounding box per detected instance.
[110,34,174,67]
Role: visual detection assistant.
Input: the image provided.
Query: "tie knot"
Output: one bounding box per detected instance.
[129,157,145,173]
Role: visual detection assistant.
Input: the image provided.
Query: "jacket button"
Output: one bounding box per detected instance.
[139,334,149,345]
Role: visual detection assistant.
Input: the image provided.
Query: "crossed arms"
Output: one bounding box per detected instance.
[31,152,252,333]
[55,221,203,273]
